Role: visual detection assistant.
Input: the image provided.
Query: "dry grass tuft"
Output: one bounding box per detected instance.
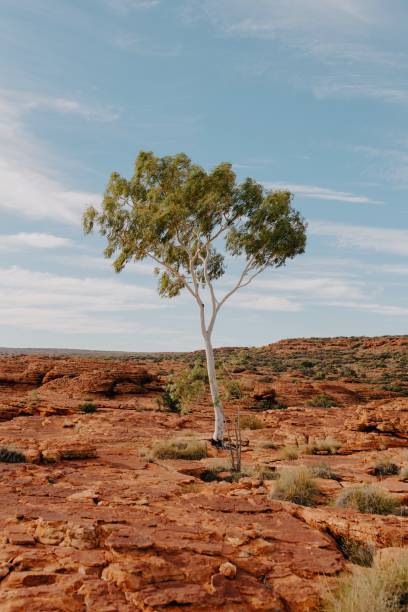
[151,437,208,460]
[279,445,300,461]
[311,461,340,481]
[323,548,408,611]
[303,437,341,455]
[335,485,400,515]
[239,415,264,430]
[271,466,320,506]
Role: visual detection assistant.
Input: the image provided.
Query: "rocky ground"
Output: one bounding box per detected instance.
[0,336,406,611]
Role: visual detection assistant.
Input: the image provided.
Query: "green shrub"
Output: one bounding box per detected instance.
[0,447,26,463]
[222,379,243,400]
[163,360,208,414]
[335,485,400,515]
[373,460,400,477]
[311,462,340,481]
[239,414,264,430]
[323,549,408,612]
[279,445,299,460]
[272,466,319,506]
[304,437,341,455]
[151,437,208,460]
[306,393,337,408]
[158,386,181,413]
[79,402,97,414]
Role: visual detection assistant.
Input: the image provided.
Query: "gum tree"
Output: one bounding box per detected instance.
[83,151,307,445]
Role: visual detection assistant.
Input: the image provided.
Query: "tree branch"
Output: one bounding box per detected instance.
[147,253,196,299]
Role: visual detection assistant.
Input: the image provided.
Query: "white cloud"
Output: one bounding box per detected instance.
[0,233,72,250]
[113,35,181,57]
[0,94,100,223]
[0,266,164,334]
[313,83,408,104]
[1,89,119,122]
[310,220,408,256]
[265,182,380,204]
[200,0,382,37]
[326,300,408,316]
[106,0,160,12]
[229,293,302,312]
[253,276,365,300]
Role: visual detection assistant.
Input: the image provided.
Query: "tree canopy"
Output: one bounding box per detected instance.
[83,150,307,306]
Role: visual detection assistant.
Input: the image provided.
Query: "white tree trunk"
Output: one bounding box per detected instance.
[203,332,224,443]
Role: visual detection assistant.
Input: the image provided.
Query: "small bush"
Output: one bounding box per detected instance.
[279,445,299,461]
[335,485,400,515]
[163,360,208,414]
[261,441,278,449]
[0,447,26,463]
[324,548,408,612]
[159,386,181,413]
[306,394,337,408]
[373,460,400,477]
[222,379,243,400]
[272,466,319,506]
[79,402,97,414]
[304,437,341,455]
[239,415,264,430]
[335,534,375,567]
[311,462,341,481]
[249,464,278,481]
[151,437,208,460]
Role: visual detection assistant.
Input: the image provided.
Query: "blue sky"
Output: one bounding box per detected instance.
[0,0,407,351]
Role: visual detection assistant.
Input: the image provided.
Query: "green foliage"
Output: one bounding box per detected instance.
[272,466,319,506]
[79,402,97,414]
[323,549,408,612]
[163,359,208,414]
[151,437,208,460]
[222,378,243,400]
[335,485,400,515]
[83,151,307,299]
[0,447,26,463]
[306,393,337,408]
[239,414,264,430]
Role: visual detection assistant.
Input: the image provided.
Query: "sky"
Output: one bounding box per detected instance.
[0,0,407,351]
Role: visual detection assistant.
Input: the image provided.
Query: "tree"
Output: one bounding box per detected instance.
[83,151,307,445]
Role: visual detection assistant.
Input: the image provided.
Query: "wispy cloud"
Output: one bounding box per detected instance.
[0,233,72,250]
[310,220,408,256]
[113,34,181,56]
[253,276,365,301]
[313,82,408,104]
[265,182,380,204]
[0,94,100,223]
[229,293,302,312]
[325,300,408,316]
[2,89,119,122]
[199,0,383,37]
[106,0,160,13]
[0,266,164,334]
